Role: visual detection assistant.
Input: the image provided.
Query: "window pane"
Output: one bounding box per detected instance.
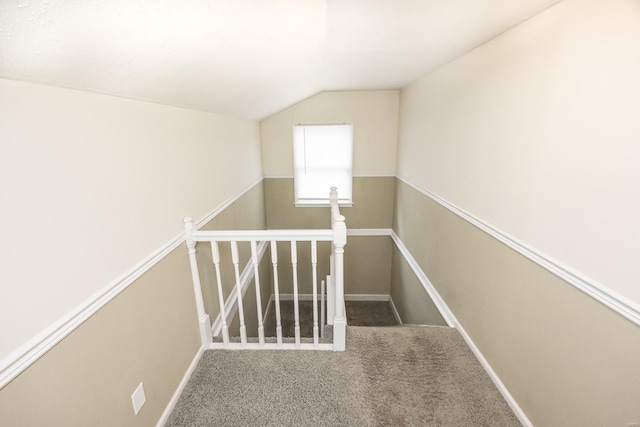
[293,124,352,203]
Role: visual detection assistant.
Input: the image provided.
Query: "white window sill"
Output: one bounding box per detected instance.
[294,202,354,208]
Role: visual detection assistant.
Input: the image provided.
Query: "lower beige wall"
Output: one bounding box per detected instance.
[272,236,392,297]
[0,246,200,427]
[394,179,640,426]
[264,176,394,297]
[390,245,446,326]
[264,177,395,230]
[0,181,268,426]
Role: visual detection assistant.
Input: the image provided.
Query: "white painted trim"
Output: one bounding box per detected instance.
[156,346,205,427]
[352,173,396,178]
[294,202,353,208]
[347,228,392,237]
[262,294,274,325]
[396,176,640,328]
[211,241,269,337]
[264,174,395,179]
[388,296,403,325]
[390,231,456,327]
[209,342,333,351]
[195,177,264,228]
[194,229,333,242]
[275,293,391,302]
[344,294,390,301]
[391,231,532,427]
[0,177,264,390]
[452,317,533,427]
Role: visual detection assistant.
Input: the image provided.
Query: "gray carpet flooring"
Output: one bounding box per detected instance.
[263,300,398,338]
[345,300,398,326]
[166,326,521,426]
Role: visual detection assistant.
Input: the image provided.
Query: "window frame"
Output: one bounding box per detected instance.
[292,122,354,207]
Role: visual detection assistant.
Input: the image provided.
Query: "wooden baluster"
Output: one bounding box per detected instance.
[270,241,283,347]
[251,240,265,346]
[291,240,301,348]
[327,255,335,324]
[311,240,319,346]
[320,279,325,339]
[211,241,229,344]
[231,241,247,345]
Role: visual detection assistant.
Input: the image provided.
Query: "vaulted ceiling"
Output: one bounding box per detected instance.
[0,0,561,120]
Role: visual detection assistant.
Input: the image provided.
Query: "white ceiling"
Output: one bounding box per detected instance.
[0,0,561,120]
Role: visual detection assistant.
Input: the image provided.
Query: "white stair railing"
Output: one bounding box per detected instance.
[184,190,347,351]
[329,187,347,351]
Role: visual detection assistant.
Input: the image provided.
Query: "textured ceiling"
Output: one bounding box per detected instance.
[0,0,561,119]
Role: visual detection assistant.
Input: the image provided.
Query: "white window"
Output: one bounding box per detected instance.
[293,123,353,205]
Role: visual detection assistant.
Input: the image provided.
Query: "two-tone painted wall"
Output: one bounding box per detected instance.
[3,0,640,423]
[0,79,265,426]
[260,91,400,297]
[395,0,640,424]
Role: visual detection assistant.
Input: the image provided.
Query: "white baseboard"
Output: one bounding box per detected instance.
[275,293,390,302]
[452,319,533,427]
[347,228,393,237]
[156,346,204,427]
[390,231,532,427]
[344,294,389,301]
[390,231,456,327]
[388,296,403,325]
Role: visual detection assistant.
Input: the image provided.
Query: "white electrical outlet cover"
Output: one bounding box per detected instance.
[131,382,146,415]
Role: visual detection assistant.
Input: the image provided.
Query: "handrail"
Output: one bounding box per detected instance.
[183,187,347,351]
[191,229,333,242]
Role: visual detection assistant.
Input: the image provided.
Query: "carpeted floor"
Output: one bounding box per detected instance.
[345,300,398,326]
[166,326,521,426]
[263,300,398,338]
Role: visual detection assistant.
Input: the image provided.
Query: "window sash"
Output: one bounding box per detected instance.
[293,123,353,204]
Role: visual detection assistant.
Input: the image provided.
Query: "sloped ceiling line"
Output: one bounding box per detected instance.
[0,0,561,119]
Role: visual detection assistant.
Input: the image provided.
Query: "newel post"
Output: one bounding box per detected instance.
[184,217,213,347]
[330,187,347,351]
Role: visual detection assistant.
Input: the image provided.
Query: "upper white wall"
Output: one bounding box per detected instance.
[261,90,399,176]
[396,0,640,306]
[0,79,262,361]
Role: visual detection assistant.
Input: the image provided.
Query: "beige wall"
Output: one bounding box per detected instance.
[261,90,399,176]
[0,180,268,425]
[0,245,200,427]
[265,177,395,296]
[393,180,640,425]
[396,0,640,306]
[395,0,640,422]
[260,91,399,298]
[0,79,263,362]
[265,177,395,230]
[389,244,446,326]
